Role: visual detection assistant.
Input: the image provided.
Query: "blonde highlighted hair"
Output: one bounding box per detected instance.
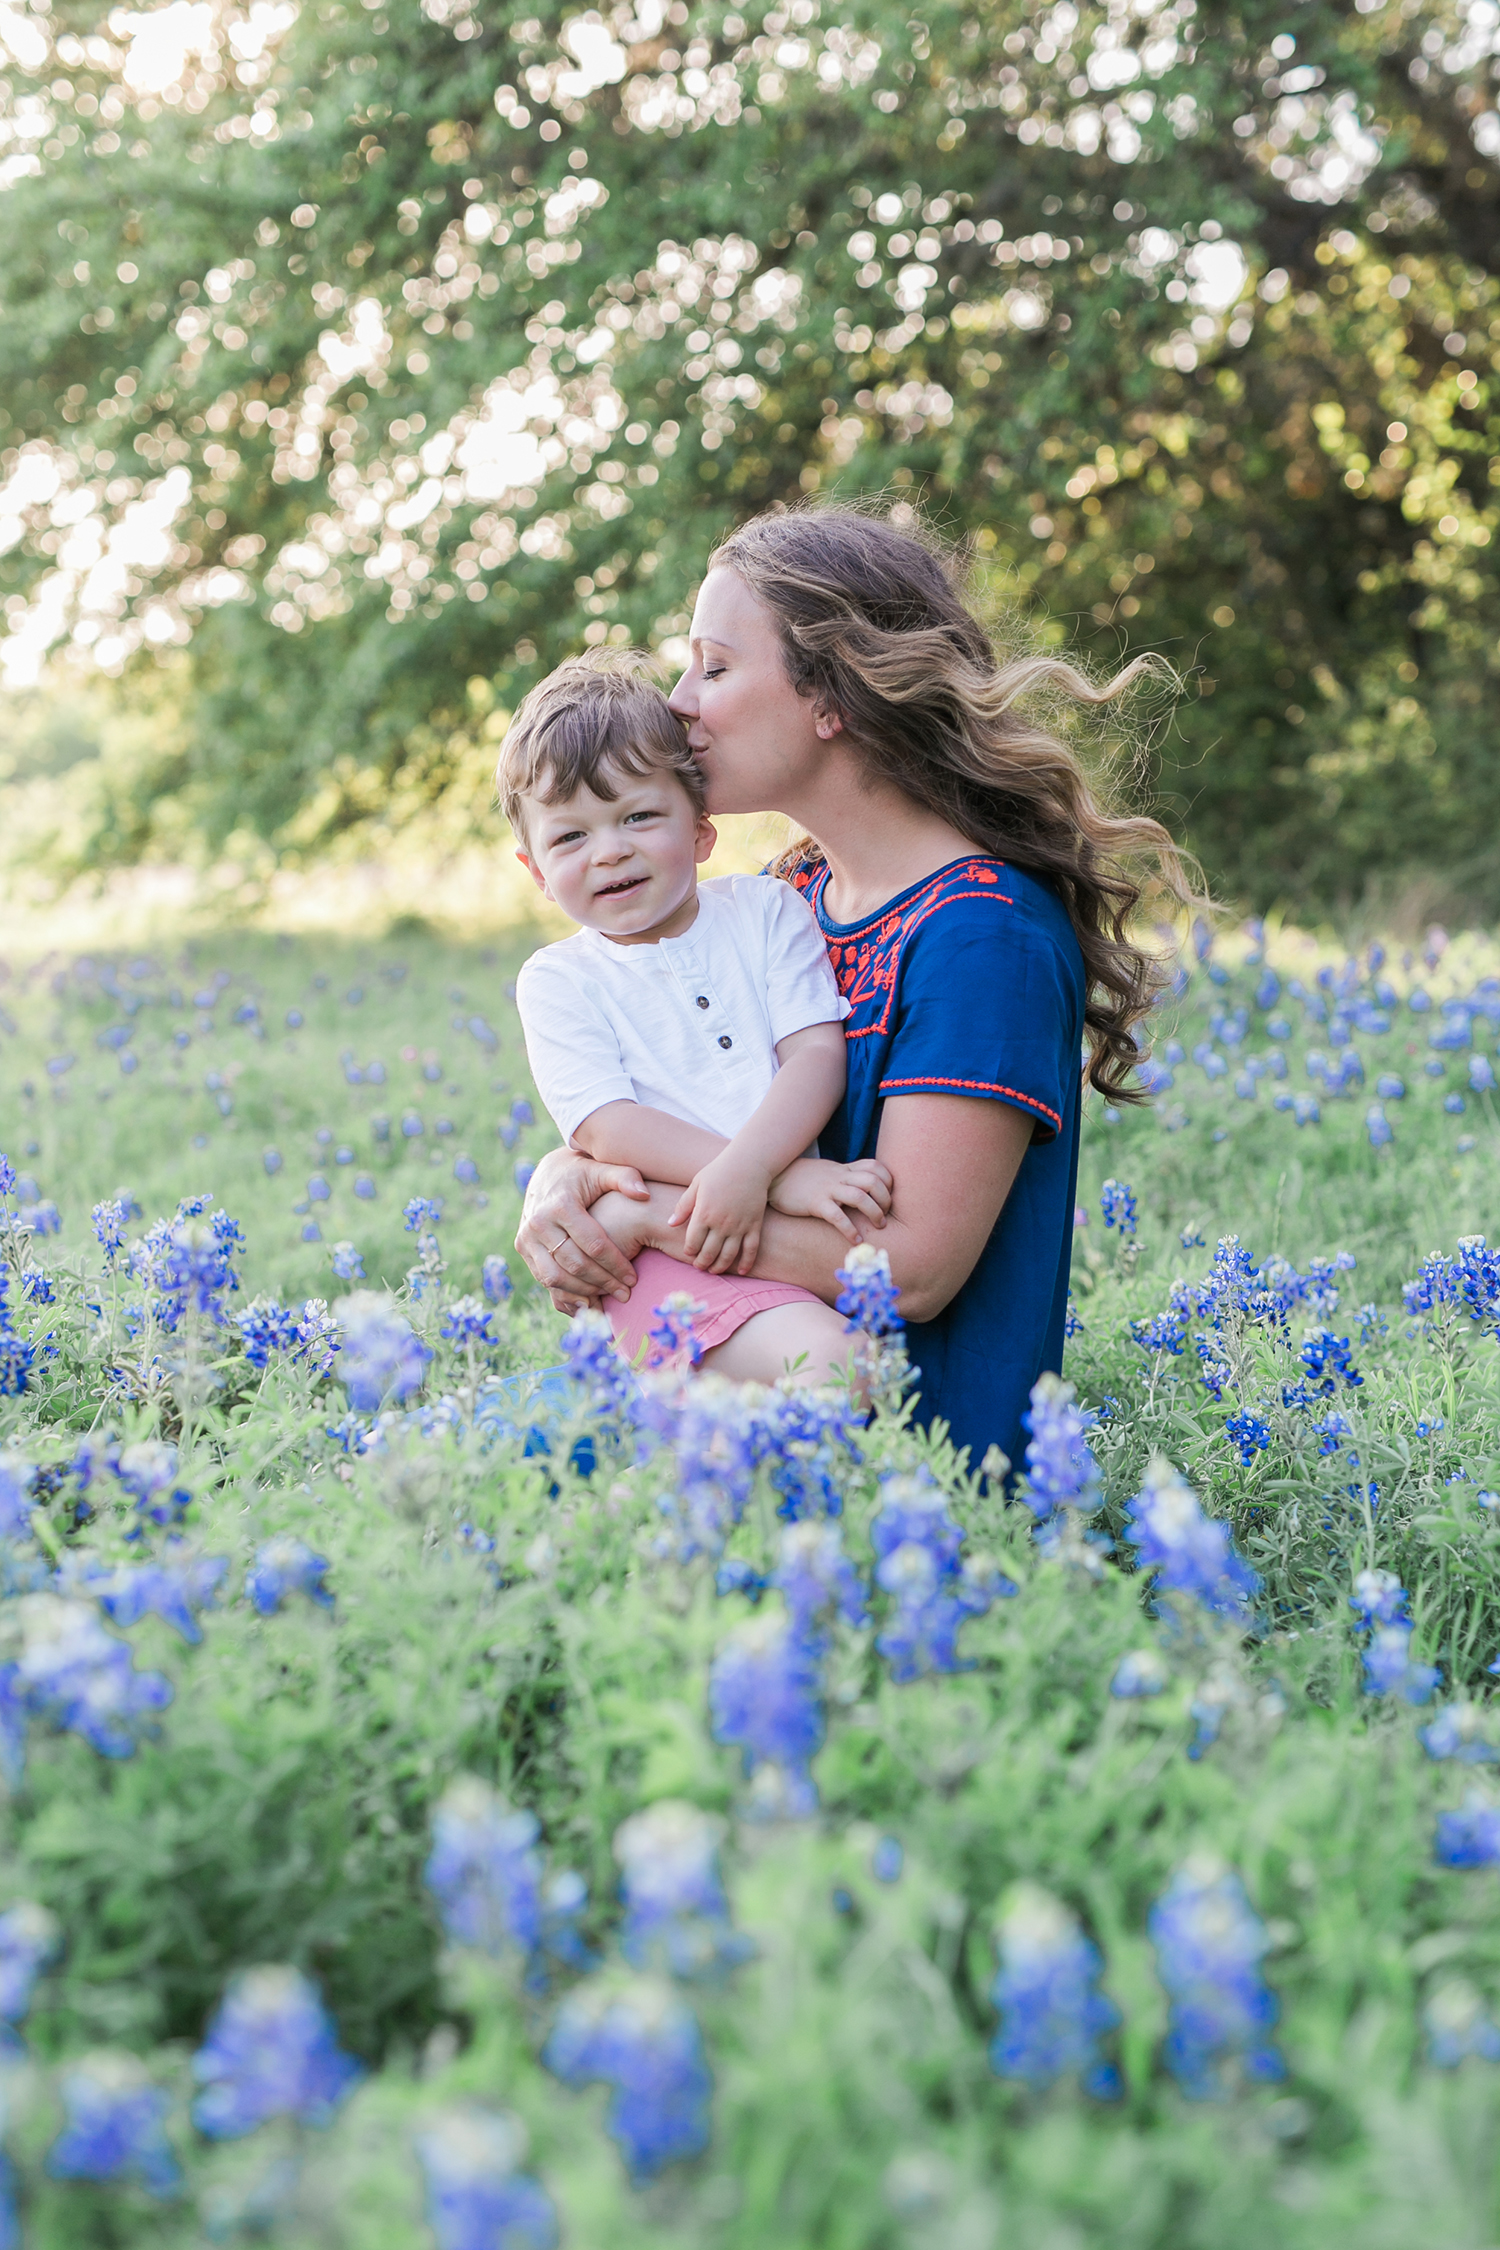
[711,504,1197,1102]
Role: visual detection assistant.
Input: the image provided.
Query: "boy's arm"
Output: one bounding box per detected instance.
[573,1101,728,1187]
[670,1021,846,1273]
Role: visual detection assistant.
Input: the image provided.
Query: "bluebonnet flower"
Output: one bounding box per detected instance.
[330,1241,365,1282]
[709,1609,824,1818]
[1366,1103,1394,1148]
[1149,1856,1284,2098]
[1063,1292,1083,1338]
[1293,1094,1321,1126]
[425,1779,546,1958]
[15,1594,172,1759]
[28,1200,61,1236]
[0,1328,34,1398]
[152,1212,244,1327]
[442,1296,495,1348]
[1123,1458,1259,1622]
[1420,1703,1500,1765]
[91,1547,228,1646]
[615,1801,750,1977]
[246,1537,333,1616]
[772,1522,868,1639]
[115,1439,191,1527]
[1423,1980,1500,2067]
[354,1173,377,1200]
[1224,1411,1271,1465]
[1414,1414,1444,1440]
[871,1836,904,1882]
[560,1308,636,1421]
[92,1198,129,1261]
[1351,1569,1408,1627]
[868,1471,1014,1680]
[649,1292,706,1368]
[293,1298,340,1378]
[1362,1624,1440,1704]
[238,1298,299,1369]
[0,1158,12,1198]
[453,1155,480,1186]
[834,1243,904,1334]
[1099,1178,1137,1236]
[1020,1375,1102,1524]
[192,1966,362,2137]
[47,2053,180,2195]
[416,2108,558,2250]
[1436,1792,1500,1868]
[989,1884,1120,2097]
[1403,1235,1500,1332]
[1312,1412,1352,1455]
[544,1979,711,2182]
[1446,1092,1467,1115]
[1471,1055,1496,1095]
[337,1292,430,1411]
[404,1196,445,1232]
[307,1175,332,1205]
[0,1452,34,1541]
[1111,1649,1170,1698]
[1300,1328,1362,1394]
[715,1556,768,1602]
[20,1269,53,1305]
[482,1255,513,1305]
[0,1900,58,2039]
[514,1161,536,1193]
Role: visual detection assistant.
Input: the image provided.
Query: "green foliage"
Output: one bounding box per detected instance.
[0,921,1498,2237]
[0,0,1498,905]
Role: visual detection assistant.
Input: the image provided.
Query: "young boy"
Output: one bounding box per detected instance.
[502,650,891,1387]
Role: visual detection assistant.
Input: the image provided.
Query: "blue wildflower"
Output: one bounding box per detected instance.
[337,1292,430,1411]
[192,1966,362,2138]
[0,1901,58,2037]
[1435,1793,1500,1869]
[404,1196,445,1232]
[441,1296,495,1348]
[1362,1624,1440,1705]
[91,1198,129,1261]
[330,1241,365,1283]
[1420,1704,1500,1765]
[559,1308,636,1420]
[238,1298,299,1369]
[649,1291,706,1368]
[871,1836,904,1882]
[544,1980,711,2182]
[1111,1649,1170,1699]
[0,1330,34,1397]
[246,1537,333,1616]
[114,1439,191,1527]
[0,1452,34,1542]
[868,1471,1013,1679]
[1224,1411,1271,1466]
[482,1255,513,1305]
[615,1800,750,1978]
[833,1243,903,1334]
[15,1594,172,1759]
[1099,1178,1138,1236]
[1020,1374,1102,1523]
[772,1521,868,1639]
[989,1884,1120,2098]
[1300,1327,1362,1394]
[293,1298,341,1378]
[1123,1457,1259,1621]
[91,1547,228,1646]
[1366,1103,1394,1148]
[1149,1856,1284,2098]
[425,1779,545,1958]
[1424,1981,1500,2067]
[47,2054,180,2196]
[709,1609,824,1818]
[1350,1569,1408,1627]
[416,2108,558,2250]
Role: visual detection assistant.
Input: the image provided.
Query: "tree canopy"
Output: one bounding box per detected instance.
[0,0,1496,908]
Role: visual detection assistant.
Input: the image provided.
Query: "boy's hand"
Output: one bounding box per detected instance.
[768,1156,893,1244]
[669,1152,772,1275]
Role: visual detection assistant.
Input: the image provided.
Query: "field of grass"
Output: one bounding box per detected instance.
[1,911,1500,2247]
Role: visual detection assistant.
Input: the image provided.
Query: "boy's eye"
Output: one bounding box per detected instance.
[624,809,660,825]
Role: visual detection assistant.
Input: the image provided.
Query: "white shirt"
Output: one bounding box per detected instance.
[516,873,849,1147]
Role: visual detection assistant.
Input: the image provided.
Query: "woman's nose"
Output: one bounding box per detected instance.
[667,667,697,719]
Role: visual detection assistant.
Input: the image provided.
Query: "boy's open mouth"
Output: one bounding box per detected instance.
[594,875,649,900]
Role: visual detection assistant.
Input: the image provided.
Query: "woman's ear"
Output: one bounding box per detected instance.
[693,815,719,865]
[813,705,845,742]
[515,849,552,899]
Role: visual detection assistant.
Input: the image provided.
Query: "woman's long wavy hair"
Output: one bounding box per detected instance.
[710,503,1199,1103]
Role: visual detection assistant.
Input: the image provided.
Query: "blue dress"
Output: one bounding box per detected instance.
[790,853,1086,1475]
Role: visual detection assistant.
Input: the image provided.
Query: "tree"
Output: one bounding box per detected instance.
[0,0,1496,908]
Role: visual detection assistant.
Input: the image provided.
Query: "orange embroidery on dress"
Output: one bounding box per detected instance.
[878,1075,1063,1133]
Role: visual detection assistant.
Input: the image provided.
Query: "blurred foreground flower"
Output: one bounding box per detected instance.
[13,1594,173,1761]
[0,1900,58,2045]
[245,1538,333,1616]
[870,1472,1013,1681]
[990,1884,1119,2097]
[1435,1791,1500,1869]
[192,1965,362,2138]
[425,1778,588,1974]
[1124,1458,1259,1622]
[1424,1980,1500,2067]
[1149,1856,1283,2098]
[336,1293,431,1412]
[415,2107,558,2250]
[709,1609,823,1818]
[615,1801,750,1978]
[544,1979,711,2181]
[47,2052,180,2196]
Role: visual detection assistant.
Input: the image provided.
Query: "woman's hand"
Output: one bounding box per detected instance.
[768,1155,891,1243]
[515,1147,650,1313]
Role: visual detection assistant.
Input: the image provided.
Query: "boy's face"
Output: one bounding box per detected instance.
[517,762,716,945]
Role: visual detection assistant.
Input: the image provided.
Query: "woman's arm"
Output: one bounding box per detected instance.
[591,1093,1034,1322]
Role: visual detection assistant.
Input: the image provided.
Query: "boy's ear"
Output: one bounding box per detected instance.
[515,848,551,898]
[693,814,718,866]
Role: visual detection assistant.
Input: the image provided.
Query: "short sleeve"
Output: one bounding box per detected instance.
[877,902,1080,1143]
[515,951,637,1146]
[761,878,851,1044]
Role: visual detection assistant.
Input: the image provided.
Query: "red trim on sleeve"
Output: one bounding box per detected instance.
[877,1074,1063,1134]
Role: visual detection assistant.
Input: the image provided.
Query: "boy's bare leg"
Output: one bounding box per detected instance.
[699,1302,858,1392]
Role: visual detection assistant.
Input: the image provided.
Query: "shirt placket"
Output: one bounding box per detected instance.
[664,945,753,1102]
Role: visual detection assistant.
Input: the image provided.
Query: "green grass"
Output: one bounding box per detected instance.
[0,918,1499,2246]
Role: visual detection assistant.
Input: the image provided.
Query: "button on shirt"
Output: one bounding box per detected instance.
[516,874,850,1147]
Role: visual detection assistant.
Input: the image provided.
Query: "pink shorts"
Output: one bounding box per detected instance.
[606,1249,826,1372]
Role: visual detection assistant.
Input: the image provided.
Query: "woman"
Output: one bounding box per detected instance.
[515,505,1187,1473]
